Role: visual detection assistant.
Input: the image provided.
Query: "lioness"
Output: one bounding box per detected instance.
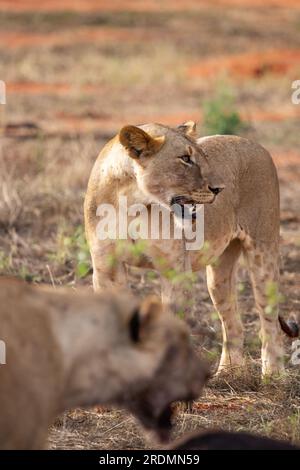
[0,278,207,450]
[84,122,283,376]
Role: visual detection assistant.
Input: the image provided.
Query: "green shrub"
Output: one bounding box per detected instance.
[203,88,243,135]
[49,224,91,279]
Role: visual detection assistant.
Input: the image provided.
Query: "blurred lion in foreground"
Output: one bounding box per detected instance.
[0,278,208,449]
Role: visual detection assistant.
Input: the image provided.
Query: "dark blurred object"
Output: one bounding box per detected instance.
[5,122,41,138]
[279,315,299,338]
[171,430,299,450]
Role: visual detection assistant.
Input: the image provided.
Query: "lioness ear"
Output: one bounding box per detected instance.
[177,120,197,138]
[119,125,165,159]
[129,296,162,343]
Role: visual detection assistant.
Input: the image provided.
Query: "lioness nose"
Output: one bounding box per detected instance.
[208,186,224,195]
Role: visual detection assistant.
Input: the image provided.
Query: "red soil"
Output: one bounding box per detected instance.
[188,50,300,80]
[272,150,300,183]
[8,82,72,94]
[7,80,300,123]
[273,150,300,168]
[0,27,161,49]
[0,0,299,12]
[6,84,300,132]
[136,107,300,126]
[242,107,300,123]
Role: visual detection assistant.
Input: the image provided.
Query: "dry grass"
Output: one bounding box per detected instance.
[47,367,300,450]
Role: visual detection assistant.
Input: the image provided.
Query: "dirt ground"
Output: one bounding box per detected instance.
[0,1,300,450]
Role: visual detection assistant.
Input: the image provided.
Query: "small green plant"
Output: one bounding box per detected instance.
[106,239,147,269]
[210,310,219,321]
[146,271,158,281]
[203,87,243,135]
[197,241,220,267]
[49,224,91,279]
[0,251,10,273]
[237,282,246,293]
[289,411,300,443]
[73,226,91,278]
[18,265,41,283]
[265,281,285,316]
[204,348,219,361]
[176,309,185,320]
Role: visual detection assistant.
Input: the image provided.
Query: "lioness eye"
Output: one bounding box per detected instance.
[179,155,193,165]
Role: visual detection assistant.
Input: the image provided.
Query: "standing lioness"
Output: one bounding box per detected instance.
[84,122,283,376]
[0,278,207,449]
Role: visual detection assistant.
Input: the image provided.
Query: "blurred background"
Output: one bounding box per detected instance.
[0,0,299,450]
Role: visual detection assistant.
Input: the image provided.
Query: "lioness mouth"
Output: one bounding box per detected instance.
[170,196,198,220]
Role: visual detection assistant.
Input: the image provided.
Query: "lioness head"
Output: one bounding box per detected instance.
[124,297,209,441]
[119,122,224,217]
[89,293,209,442]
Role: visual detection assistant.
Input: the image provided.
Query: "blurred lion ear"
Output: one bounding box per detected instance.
[119,125,165,159]
[177,120,197,138]
[128,296,162,343]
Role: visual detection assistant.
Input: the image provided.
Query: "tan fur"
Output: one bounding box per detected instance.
[84,122,284,377]
[0,278,207,450]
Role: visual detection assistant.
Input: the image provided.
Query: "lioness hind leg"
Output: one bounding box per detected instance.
[244,242,284,377]
[206,239,244,374]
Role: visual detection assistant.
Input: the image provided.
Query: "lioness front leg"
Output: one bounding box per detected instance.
[156,244,195,318]
[90,240,127,292]
[161,276,194,318]
[206,239,244,374]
